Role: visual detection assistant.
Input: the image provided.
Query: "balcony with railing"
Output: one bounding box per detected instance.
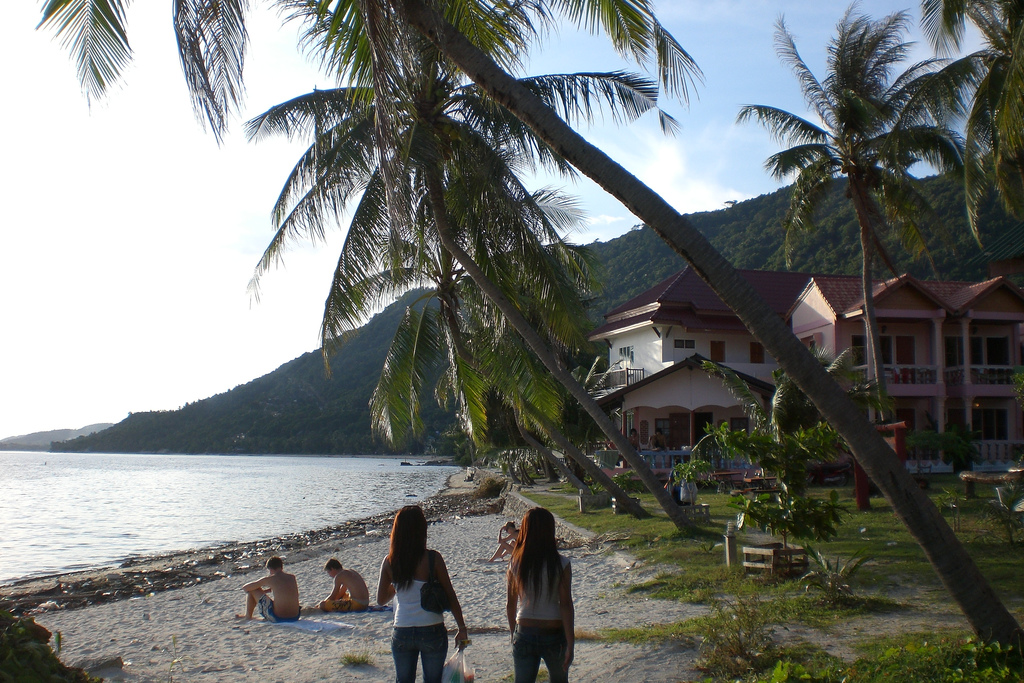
[944,365,1016,386]
[854,365,937,385]
[601,367,646,390]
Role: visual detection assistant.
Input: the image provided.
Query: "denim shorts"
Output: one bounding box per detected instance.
[391,623,448,683]
[512,625,568,683]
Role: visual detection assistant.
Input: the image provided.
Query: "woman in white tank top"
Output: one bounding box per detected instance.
[506,507,575,683]
[377,505,468,683]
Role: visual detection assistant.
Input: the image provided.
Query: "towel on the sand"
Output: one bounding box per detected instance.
[271,618,355,632]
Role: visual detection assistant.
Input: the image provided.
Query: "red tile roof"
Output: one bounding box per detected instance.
[591,267,814,339]
[807,274,1024,316]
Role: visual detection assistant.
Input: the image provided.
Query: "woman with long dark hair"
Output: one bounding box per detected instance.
[377,505,468,683]
[506,507,574,683]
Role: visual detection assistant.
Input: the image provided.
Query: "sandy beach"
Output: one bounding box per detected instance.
[27,473,707,682]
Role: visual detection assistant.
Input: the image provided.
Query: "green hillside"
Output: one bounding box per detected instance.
[56,175,1023,455]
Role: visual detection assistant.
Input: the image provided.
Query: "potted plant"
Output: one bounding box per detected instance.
[671,457,713,505]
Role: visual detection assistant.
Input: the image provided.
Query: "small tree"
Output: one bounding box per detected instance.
[984,483,1024,545]
[731,484,845,550]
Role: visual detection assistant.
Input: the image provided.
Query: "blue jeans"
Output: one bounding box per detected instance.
[391,623,448,683]
[512,625,568,683]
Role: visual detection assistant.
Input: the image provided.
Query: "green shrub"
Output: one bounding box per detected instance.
[800,547,869,605]
[611,472,647,494]
[0,611,99,682]
[695,596,778,678]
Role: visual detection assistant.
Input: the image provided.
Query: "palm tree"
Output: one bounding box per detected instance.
[381,0,1022,643]
[736,8,967,413]
[245,52,651,517]
[39,0,1022,643]
[921,0,1024,232]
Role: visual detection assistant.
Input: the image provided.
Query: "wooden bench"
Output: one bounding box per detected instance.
[742,543,808,576]
[959,469,1024,497]
[677,503,711,524]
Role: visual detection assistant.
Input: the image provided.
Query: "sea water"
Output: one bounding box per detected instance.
[0,452,457,584]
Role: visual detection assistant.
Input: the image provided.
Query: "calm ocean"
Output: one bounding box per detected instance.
[0,452,457,585]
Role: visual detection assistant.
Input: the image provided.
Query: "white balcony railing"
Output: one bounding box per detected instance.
[601,367,645,390]
[944,365,1015,386]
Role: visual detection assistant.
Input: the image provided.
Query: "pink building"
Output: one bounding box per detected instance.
[591,267,1024,472]
[792,273,1024,471]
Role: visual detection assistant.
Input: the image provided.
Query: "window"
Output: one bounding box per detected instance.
[972,408,1008,440]
[730,417,750,433]
[987,337,1010,366]
[970,336,984,365]
[674,339,695,349]
[617,346,634,364]
[879,335,893,364]
[749,342,764,364]
[967,336,1011,365]
[710,340,725,362]
[852,335,866,365]
[945,336,963,366]
[851,334,893,363]
[895,336,915,364]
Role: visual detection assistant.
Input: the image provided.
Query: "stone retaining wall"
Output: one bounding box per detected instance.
[500,489,595,547]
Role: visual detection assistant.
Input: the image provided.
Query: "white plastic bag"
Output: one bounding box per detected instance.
[441,647,474,683]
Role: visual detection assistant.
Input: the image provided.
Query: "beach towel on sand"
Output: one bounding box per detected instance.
[270,618,356,633]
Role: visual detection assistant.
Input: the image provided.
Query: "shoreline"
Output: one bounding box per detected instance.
[1,469,494,616]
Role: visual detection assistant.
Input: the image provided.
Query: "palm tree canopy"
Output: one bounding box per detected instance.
[921,0,1024,232]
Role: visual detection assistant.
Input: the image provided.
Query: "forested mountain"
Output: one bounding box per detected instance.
[55,175,1022,455]
[1,423,114,451]
[587,175,1019,319]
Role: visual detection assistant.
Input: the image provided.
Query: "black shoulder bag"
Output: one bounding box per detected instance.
[420,550,451,614]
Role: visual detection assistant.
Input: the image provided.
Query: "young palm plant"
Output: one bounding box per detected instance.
[801,546,870,605]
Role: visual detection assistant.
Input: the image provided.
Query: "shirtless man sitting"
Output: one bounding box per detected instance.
[318,558,370,612]
[236,556,300,622]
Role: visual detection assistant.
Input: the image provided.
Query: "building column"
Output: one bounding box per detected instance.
[961,318,972,387]
[932,318,945,388]
[935,396,946,432]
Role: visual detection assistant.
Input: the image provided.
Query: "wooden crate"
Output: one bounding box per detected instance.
[742,543,808,576]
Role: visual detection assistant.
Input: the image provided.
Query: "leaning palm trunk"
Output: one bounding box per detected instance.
[419,164,687,526]
[517,420,587,491]
[536,414,649,518]
[399,0,1021,643]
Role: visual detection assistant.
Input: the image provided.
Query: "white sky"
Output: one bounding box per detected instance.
[1,1,940,438]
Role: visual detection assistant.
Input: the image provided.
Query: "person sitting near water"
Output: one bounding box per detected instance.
[488,520,519,562]
[319,558,370,612]
[236,556,300,622]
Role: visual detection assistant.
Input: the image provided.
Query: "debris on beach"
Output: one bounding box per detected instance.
[0,491,501,616]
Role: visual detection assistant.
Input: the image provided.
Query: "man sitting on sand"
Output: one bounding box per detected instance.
[319,558,369,612]
[236,556,300,622]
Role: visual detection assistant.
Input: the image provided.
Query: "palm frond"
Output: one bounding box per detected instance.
[38,0,132,103]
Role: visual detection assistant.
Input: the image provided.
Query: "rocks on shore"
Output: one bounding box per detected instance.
[1,490,502,616]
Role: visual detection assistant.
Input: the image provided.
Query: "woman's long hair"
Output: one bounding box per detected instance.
[510,507,561,596]
[389,505,428,590]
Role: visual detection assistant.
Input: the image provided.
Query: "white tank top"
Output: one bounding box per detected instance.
[393,579,444,627]
[516,555,570,621]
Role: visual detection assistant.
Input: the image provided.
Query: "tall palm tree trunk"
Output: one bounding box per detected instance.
[517,420,587,490]
[400,0,1021,643]
[420,163,687,526]
[850,180,889,418]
